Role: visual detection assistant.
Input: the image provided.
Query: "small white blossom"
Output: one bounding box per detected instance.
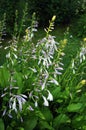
[9,94,27,113]
[48,78,59,86]
[35,101,38,107]
[29,67,37,73]
[6,52,10,58]
[47,90,53,101]
[42,96,49,106]
[28,106,34,111]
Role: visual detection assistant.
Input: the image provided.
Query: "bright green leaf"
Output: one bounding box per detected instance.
[67,103,83,112]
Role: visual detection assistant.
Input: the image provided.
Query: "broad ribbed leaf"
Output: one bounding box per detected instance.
[0,67,10,87]
[41,107,53,122]
[0,118,5,130]
[23,117,37,130]
[39,120,54,130]
[52,87,61,99]
[67,103,82,112]
[53,114,70,128]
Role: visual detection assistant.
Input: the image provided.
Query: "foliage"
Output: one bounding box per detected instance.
[28,0,86,25]
[0,0,28,35]
[71,13,86,37]
[0,13,86,130]
[0,0,86,32]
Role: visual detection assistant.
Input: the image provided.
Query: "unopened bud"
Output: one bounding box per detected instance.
[52,15,56,21]
[80,80,86,85]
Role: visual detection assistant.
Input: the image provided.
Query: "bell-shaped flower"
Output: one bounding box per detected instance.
[47,90,53,101]
[42,96,49,106]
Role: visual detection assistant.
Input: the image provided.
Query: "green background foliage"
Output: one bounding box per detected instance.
[0,0,86,33]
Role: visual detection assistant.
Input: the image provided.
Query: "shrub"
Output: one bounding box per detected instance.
[28,0,86,25]
[71,13,86,38]
[0,14,86,130]
[0,0,86,32]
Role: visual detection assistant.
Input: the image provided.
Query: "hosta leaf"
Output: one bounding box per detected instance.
[0,118,5,130]
[0,67,10,87]
[39,120,54,130]
[17,127,24,130]
[23,117,37,130]
[53,114,70,128]
[35,110,45,120]
[13,72,23,93]
[67,103,83,112]
[41,107,53,122]
[72,115,86,128]
[52,87,61,99]
[6,126,12,130]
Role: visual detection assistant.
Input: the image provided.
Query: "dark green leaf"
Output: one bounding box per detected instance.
[52,87,61,99]
[13,72,23,93]
[39,120,54,130]
[53,114,70,128]
[35,110,45,120]
[0,118,5,130]
[41,107,53,122]
[23,117,37,130]
[0,67,10,87]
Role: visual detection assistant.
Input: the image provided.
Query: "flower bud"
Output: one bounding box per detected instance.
[52,15,56,21]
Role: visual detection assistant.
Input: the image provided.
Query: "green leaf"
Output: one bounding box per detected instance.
[53,114,70,129]
[0,67,10,87]
[6,126,12,130]
[39,120,54,130]
[52,87,61,99]
[35,110,45,120]
[41,107,53,122]
[0,118,5,130]
[72,115,86,129]
[23,117,37,130]
[17,127,24,130]
[13,72,23,93]
[67,103,83,112]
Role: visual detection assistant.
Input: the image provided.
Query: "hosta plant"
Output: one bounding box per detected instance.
[0,13,86,130]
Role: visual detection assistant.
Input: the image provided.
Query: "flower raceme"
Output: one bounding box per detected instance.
[1,15,65,118]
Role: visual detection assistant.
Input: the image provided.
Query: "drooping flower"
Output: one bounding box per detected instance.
[47,90,53,101]
[42,96,49,106]
[35,101,38,107]
[48,78,59,86]
[9,94,27,113]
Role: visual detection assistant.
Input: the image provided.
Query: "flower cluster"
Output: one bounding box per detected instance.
[0,15,65,118]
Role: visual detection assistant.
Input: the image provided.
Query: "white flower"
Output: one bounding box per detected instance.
[70,35,73,38]
[28,106,34,111]
[35,101,38,107]
[6,52,10,58]
[42,96,49,106]
[29,67,37,73]
[80,47,86,63]
[12,98,17,113]
[9,94,27,113]
[47,90,53,101]
[42,80,46,90]
[13,53,18,59]
[48,78,59,85]
[72,59,75,68]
